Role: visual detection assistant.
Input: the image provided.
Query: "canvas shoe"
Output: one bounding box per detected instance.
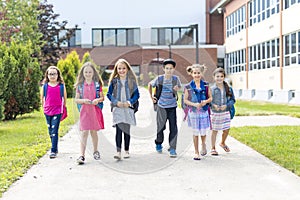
[49,152,57,159]
[114,152,121,160]
[155,144,163,153]
[93,151,101,160]
[123,151,130,159]
[169,148,177,158]
[77,156,85,165]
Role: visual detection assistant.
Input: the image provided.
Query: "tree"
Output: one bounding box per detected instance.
[38,0,77,74]
[0,0,42,120]
[2,42,41,120]
[57,58,76,98]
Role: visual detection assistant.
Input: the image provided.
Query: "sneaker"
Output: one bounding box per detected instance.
[49,152,57,159]
[169,148,177,158]
[156,144,163,153]
[77,156,85,165]
[113,152,121,160]
[93,151,101,160]
[123,151,130,159]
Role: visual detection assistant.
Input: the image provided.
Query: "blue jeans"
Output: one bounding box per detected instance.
[155,106,178,150]
[45,114,62,153]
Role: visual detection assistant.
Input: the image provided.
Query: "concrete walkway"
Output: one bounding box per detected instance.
[2,88,300,200]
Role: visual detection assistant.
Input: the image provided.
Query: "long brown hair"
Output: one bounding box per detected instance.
[74,62,103,88]
[213,67,232,97]
[108,58,138,92]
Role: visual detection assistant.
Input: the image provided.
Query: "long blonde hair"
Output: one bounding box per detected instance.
[108,58,138,90]
[74,62,103,88]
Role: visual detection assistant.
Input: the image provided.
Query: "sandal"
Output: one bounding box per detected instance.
[77,156,85,165]
[219,144,230,152]
[193,154,201,160]
[211,149,219,156]
[93,151,101,160]
[200,144,207,156]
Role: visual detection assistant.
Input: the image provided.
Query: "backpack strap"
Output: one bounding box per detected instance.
[43,83,48,98]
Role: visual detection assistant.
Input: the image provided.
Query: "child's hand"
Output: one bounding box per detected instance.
[213,104,220,111]
[91,99,98,105]
[117,101,123,108]
[220,105,227,111]
[84,99,92,104]
[173,85,180,91]
[151,96,157,103]
[123,102,130,108]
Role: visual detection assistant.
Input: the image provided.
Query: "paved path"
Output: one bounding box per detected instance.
[2,88,300,200]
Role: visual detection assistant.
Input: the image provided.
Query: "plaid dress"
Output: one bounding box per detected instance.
[187,109,210,136]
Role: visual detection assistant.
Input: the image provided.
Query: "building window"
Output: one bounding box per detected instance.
[151,26,194,45]
[225,49,246,74]
[226,6,246,38]
[284,0,300,9]
[248,0,280,27]
[59,28,81,47]
[92,28,140,47]
[284,31,300,66]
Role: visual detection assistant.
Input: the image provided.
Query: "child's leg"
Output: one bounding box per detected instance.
[201,135,207,153]
[122,124,131,152]
[80,131,89,156]
[90,130,98,152]
[45,114,61,153]
[155,106,167,145]
[220,129,230,145]
[211,130,218,150]
[168,107,178,150]
[193,134,199,155]
[115,124,122,152]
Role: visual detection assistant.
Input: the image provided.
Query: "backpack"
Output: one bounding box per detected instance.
[43,83,67,121]
[77,81,103,112]
[110,78,139,113]
[228,87,235,119]
[154,75,178,100]
[153,75,178,111]
[181,81,210,121]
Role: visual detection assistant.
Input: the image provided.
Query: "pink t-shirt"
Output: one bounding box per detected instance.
[44,84,62,116]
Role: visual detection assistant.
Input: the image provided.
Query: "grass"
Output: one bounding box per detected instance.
[230,126,300,176]
[0,99,78,197]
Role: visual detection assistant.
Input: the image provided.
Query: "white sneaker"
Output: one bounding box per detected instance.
[123,151,130,159]
[113,152,121,160]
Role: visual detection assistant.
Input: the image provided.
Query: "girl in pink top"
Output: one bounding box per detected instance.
[41,66,67,159]
[74,62,105,164]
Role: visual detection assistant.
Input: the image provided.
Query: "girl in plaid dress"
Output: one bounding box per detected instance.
[210,68,236,156]
[183,64,212,160]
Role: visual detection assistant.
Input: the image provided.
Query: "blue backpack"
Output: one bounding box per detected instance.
[43,83,64,100]
[77,81,103,112]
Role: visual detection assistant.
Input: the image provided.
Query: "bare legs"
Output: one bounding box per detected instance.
[80,130,98,157]
[193,135,207,159]
[211,129,230,155]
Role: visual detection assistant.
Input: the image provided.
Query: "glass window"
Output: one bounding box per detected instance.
[103,29,115,46]
[93,29,102,46]
[116,29,126,46]
[291,33,296,53]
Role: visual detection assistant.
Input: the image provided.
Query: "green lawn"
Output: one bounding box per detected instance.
[0,99,78,196]
[0,96,300,197]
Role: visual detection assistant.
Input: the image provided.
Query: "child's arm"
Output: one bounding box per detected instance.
[183,89,198,108]
[148,81,157,103]
[63,85,67,106]
[40,85,44,106]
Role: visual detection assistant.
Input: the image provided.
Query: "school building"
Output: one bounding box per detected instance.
[51,0,300,104]
[212,0,300,104]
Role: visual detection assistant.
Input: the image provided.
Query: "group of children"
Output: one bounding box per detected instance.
[41,58,235,164]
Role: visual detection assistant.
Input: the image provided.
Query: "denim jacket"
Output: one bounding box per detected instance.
[210,83,235,113]
[107,77,140,106]
[185,80,209,112]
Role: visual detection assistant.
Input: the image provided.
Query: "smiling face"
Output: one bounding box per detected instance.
[214,72,225,85]
[47,68,58,83]
[117,62,128,79]
[191,68,202,81]
[83,65,94,82]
